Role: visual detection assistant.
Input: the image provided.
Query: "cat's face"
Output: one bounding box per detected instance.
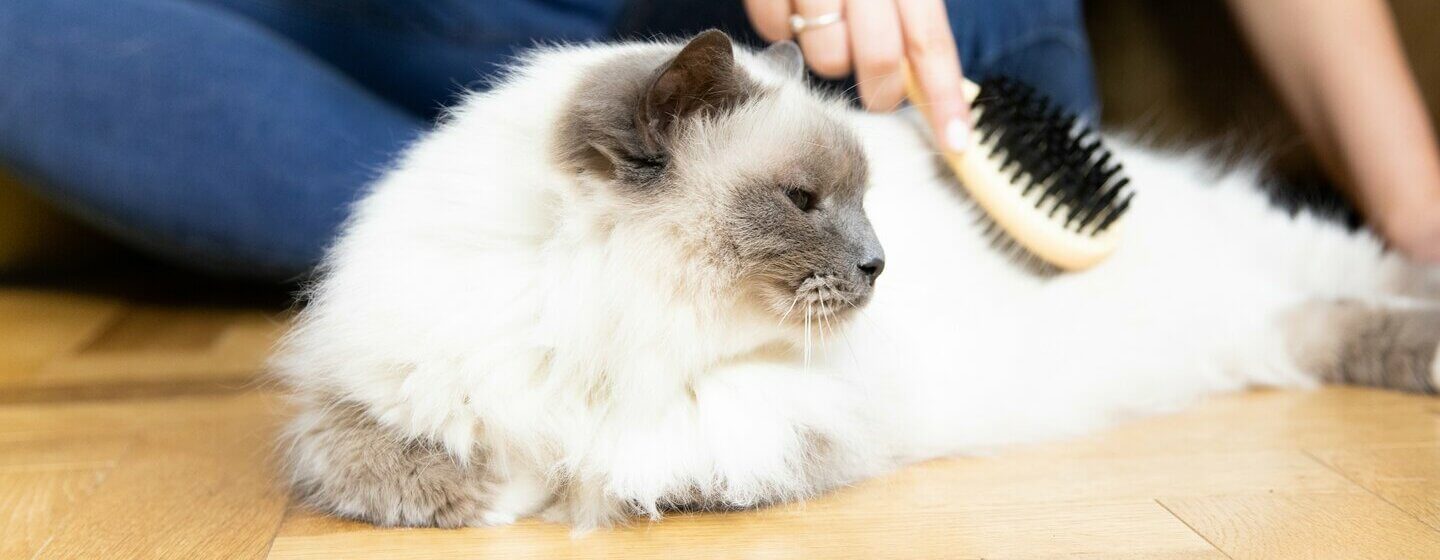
[555,31,884,326]
[703,113,884,325]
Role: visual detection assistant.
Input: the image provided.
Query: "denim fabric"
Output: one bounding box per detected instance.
[201,0,626,119]
[0,0,424,278]
[949,0,1099,123]
[0,0,1097,279]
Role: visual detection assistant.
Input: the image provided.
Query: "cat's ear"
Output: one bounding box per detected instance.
[636,30,745,153]
[762,41,805,79]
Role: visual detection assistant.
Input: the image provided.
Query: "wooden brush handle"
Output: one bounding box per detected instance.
[901,66,1119,272]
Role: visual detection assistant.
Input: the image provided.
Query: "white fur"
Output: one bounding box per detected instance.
[274,41,1421,527]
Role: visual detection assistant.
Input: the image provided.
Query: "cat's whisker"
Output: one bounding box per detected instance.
[802,302,808,365]
[818,288,836,347]
[816,293,828,349]
[777,293,802,328]
[803,302,814,371]
[837,73,894,103]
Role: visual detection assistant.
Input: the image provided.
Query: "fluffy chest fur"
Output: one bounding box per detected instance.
[274,35,1437,529]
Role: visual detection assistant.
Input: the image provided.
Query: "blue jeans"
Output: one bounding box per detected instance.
[0,0,1098,279]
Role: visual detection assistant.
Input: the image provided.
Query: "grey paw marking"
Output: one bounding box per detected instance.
[285,403,492,528]
[1287,300,1440,395]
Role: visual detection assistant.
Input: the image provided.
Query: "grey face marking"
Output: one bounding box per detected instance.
[553,30,884,326]
[721,133,884,323]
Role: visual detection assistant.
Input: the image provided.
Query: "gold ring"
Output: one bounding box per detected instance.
[789,12,843,34]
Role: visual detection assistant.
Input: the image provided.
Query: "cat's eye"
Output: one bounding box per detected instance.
[786,188,816,212]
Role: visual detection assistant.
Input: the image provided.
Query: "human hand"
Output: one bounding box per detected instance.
[743,0,972,152]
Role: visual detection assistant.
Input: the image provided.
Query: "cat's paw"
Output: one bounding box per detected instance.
[285,402,495,528]
[474,471,552,527]
[566,371,871,525]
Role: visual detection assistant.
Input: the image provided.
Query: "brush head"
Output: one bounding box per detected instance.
[971,76,1134,239]
[900,66,1134,272]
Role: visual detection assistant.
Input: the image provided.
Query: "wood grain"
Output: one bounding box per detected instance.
[1024,388,1440,458]
[31,396,290,560]
[1311,445,1440,531]
[1,469,111,559]
[1161,493,1440,559]
[0,438,127,559]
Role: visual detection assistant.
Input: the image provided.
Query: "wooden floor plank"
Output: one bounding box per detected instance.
[0,391,283,443]
[0,289,122,386]
[0,437,129,473]
[1160,493,1440,559]
[1023,389,1440,459]
[8,308,282,403]
[0,438,130,559]
[31,399,290,560]
[1310,445,1440,531]
[270,500,1224,560]
[1,468,112,559]
[79,307,237,353]
[839,449,1364,510]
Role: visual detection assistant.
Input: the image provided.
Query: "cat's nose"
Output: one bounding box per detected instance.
[858,257,885,284]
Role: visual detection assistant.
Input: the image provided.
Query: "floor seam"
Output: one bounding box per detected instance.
[1300,448,1440,534]
[1154,498,1235,560]
[258,503,295,560]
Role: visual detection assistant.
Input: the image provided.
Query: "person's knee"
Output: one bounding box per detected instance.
[988,40,1101,121]
[944,0,1086,37]
[943,0,1098,120]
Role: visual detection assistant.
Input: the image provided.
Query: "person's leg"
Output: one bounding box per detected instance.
[0,0,424,279]
[199,0,629,120]
[947,0,1100,122]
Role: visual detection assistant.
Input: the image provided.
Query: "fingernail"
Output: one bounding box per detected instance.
[945,118,970,152]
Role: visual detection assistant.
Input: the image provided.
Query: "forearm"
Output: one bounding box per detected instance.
[1227,0,1440,232]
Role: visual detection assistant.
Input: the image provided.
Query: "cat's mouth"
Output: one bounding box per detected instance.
[782,275,869,324]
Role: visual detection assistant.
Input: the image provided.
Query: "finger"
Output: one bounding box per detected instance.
[896,0,971,152]
[847,0,905,111]
[744,0,794,42]
[794,0,852,79]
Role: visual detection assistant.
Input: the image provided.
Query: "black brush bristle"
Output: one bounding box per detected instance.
[971,77,1134,236]
[969,204,1058,276]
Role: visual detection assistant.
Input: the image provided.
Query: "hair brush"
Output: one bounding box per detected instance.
[902,70,1133,272]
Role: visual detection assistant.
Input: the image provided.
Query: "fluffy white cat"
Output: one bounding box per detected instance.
[273,31,1439,529]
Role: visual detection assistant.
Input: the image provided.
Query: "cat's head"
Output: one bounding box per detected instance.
[555,31,884,328]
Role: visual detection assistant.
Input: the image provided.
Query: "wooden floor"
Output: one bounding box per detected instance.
[3,276,1440,559]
